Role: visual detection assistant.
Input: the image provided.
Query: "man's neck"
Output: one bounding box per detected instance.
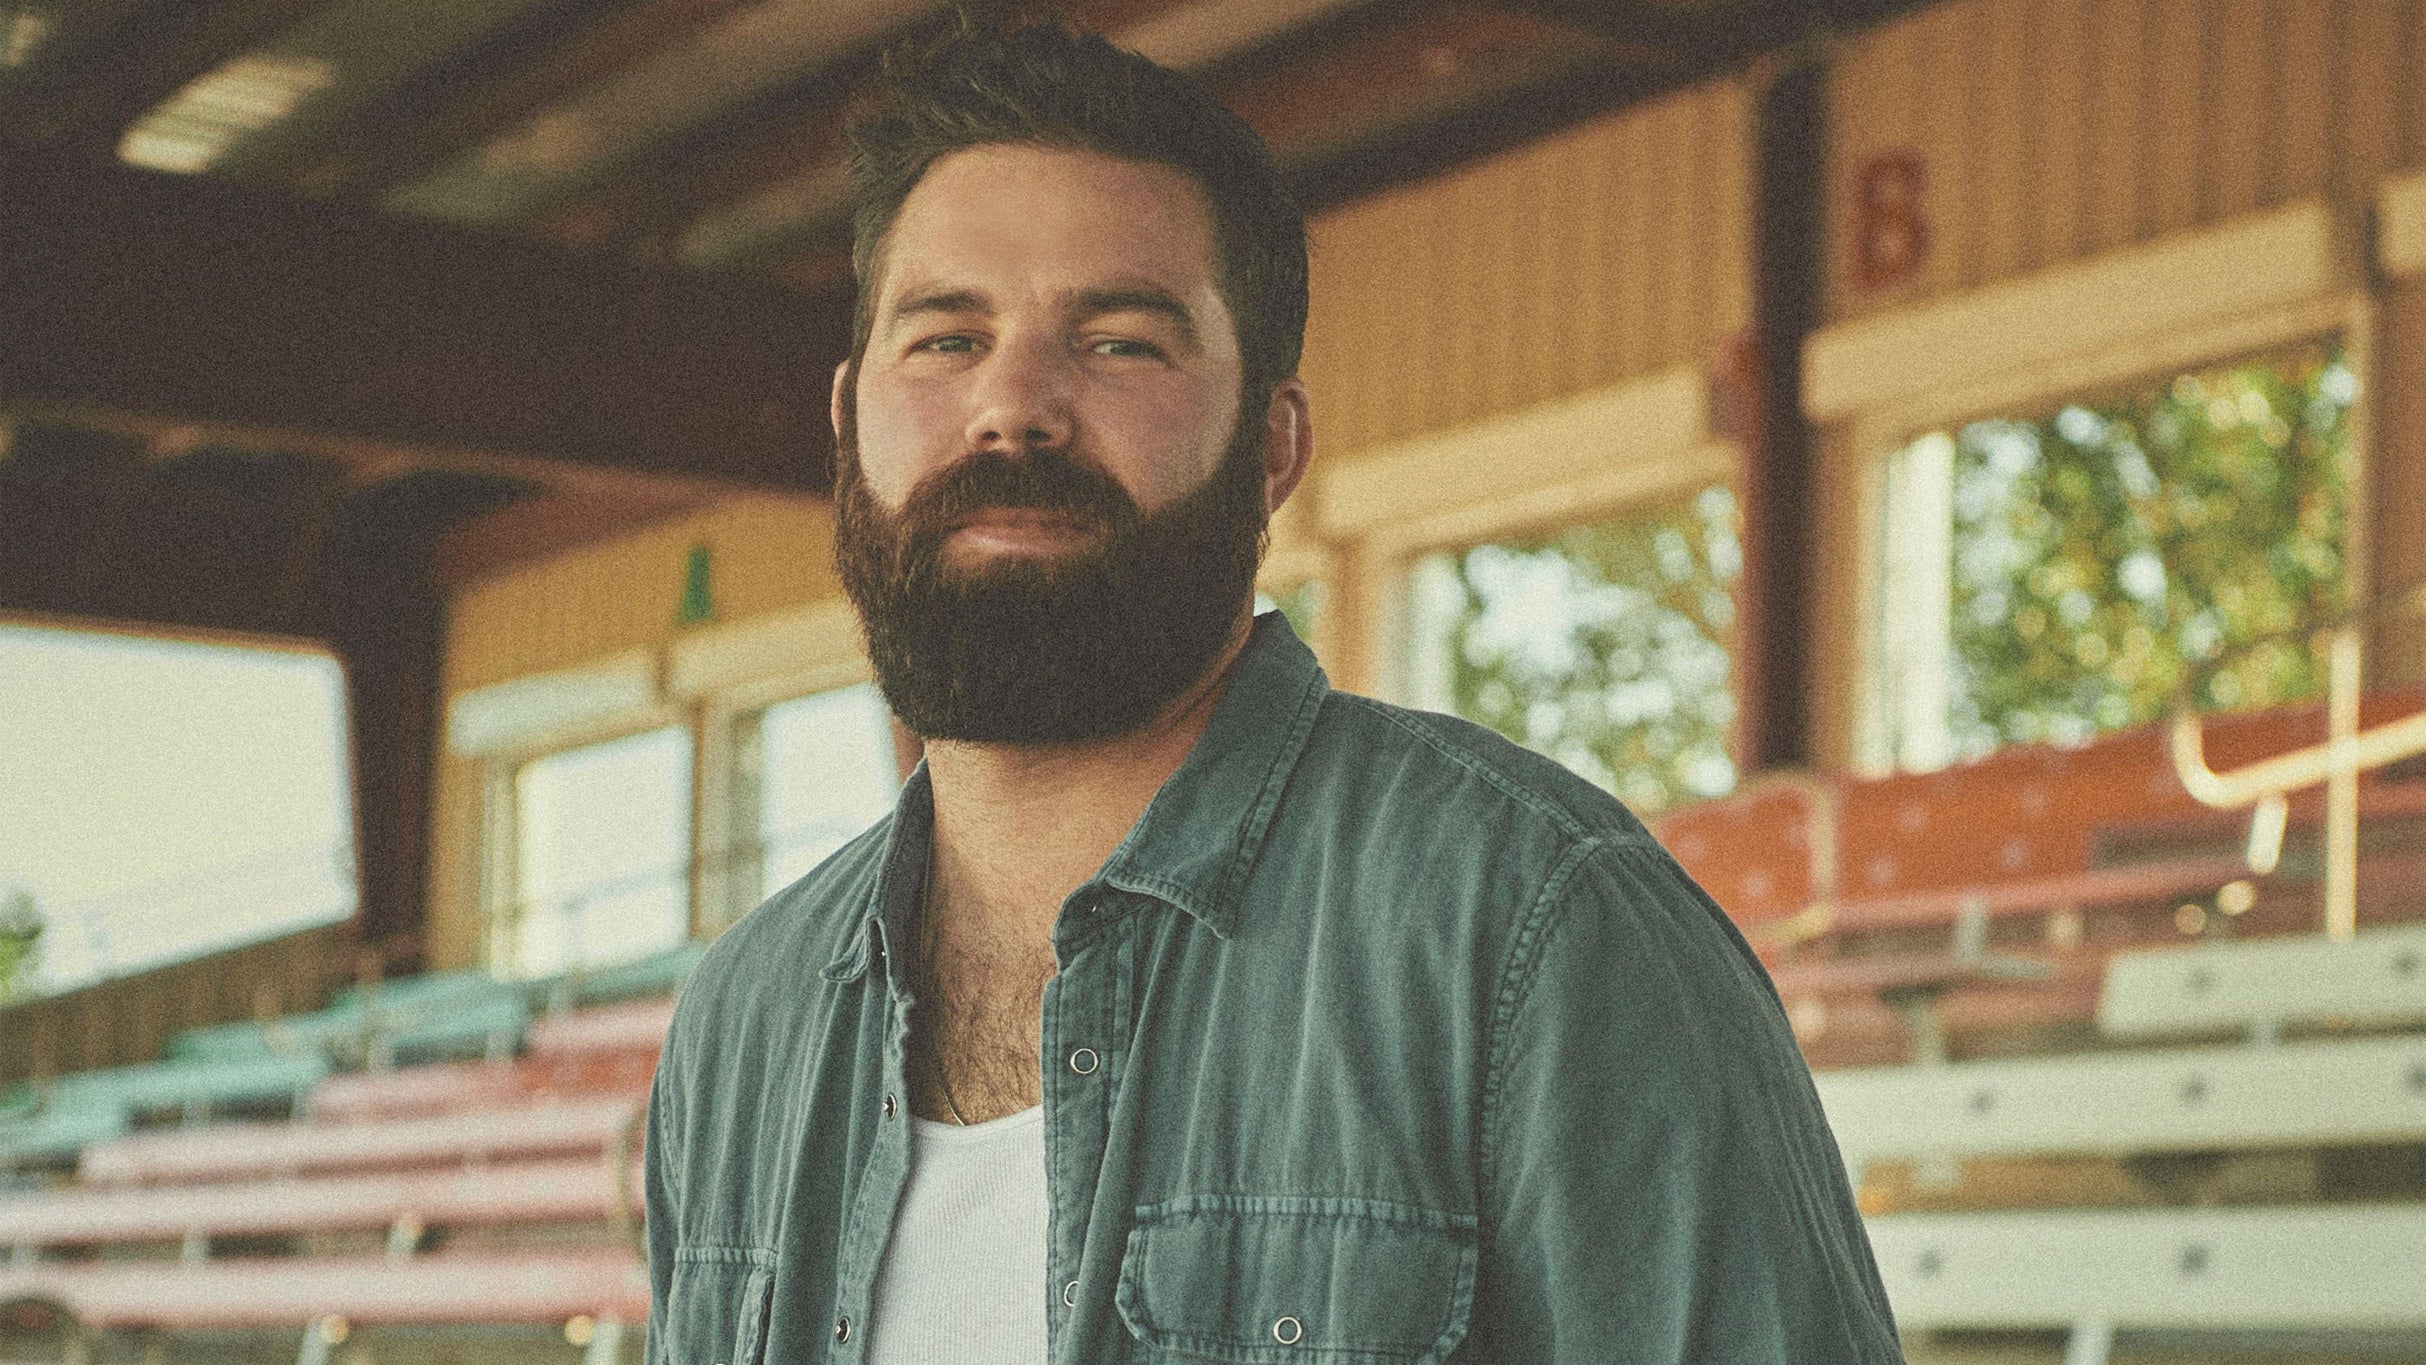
[921,614,1252,943]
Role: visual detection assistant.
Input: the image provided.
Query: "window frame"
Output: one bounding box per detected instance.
[1309,362,1737,706]
[1824,283,2367,775]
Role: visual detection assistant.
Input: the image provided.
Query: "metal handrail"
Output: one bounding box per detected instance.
[2167,584,2426,940]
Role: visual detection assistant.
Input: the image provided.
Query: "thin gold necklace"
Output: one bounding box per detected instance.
[916,874,970,1126]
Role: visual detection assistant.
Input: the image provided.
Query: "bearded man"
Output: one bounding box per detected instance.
[645,19,1902,1365]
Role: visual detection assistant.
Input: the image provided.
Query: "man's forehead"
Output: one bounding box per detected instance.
[869,144,1229,325]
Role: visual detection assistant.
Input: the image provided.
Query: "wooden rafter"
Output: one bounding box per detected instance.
[248,0,765,204]
[5,0,335,152]
[0,146,847,494]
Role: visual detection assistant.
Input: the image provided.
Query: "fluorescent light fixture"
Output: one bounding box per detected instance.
[118,53,335,174]
[1,8,49,67]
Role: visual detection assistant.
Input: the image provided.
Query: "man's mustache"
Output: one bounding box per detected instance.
[896,449,1140,540]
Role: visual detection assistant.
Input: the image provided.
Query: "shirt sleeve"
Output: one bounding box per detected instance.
[642,1013,684,1365]
[1469,838,1904,1363]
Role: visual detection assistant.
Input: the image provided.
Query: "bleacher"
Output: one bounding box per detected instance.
[5,686,2422,1362]
[0,945,692,1360]
[1654,684,2426,1363]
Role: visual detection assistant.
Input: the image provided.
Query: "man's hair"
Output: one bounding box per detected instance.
[845,17,1308,403]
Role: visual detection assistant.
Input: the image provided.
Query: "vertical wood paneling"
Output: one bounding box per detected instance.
[2408,0,2426,165]
[2030,0,2093,271]
[1828,0,2426,322]
[1562,121,1612,401]
[1911,5,1975,302]
[1651,99,1700,368]
[2206,0,2271,220]
[1825,7,1923,316]
[2339,1,2406,192]
[1296,78,1751,462]
[2144,0,2207,237]
[2272,0,2334,201]
[445,496,837,694]
[1975,0,2032,285]
[1612,111,1656,381]
[2084,0,2148,255]
[1710,82,1756,354]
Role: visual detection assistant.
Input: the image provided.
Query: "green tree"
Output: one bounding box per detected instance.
[0,887,43,1003]
[1434,484,1742,813]
[1941,345,2353,758]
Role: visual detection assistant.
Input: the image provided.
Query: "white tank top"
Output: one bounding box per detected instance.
[863,1105,1050,1363]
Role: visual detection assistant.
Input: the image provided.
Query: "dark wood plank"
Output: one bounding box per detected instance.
[0,146,844,493]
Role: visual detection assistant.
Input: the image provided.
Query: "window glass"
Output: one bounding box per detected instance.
[1255,580,1329,644]
[1871,344,2354,769]
[509,726,691,979]
[757,682,899,892]
[0,623,355,995]
[1407,484,1742,813]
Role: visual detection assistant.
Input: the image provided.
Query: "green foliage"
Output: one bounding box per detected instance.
[1434,485,1742,813]
[1942,346,2353,758]
[0,887,42,1004]
[1260,579,1328,645]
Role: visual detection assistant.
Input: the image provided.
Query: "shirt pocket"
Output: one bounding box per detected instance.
[1114,1195,1476,1365]
[660,1246,777,1365]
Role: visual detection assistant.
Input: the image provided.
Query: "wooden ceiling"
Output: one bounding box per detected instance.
[0,0,1931,616]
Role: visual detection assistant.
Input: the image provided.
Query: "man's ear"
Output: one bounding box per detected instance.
[1260,377,1314,516]
[830,359,852,443]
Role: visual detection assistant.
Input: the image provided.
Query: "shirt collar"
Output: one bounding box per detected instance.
[821,612,1328,980]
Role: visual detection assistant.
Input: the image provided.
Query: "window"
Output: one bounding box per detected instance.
[506,726,692,979]
[744,683,899,896]
[1255,580,1329,645]
[1868,343,2355,771]
[1404,484,1743,813]
[0,623,355,995]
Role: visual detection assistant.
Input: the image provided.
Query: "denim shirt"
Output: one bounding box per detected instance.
[645,613,1902,1364]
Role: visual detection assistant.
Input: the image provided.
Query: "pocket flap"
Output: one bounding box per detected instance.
[1116,1196,1476,1364]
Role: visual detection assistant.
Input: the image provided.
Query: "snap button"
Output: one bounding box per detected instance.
[1069,1047,1100,1075]
[835,1316,852,1343]
[882,1093,897,1118]
[1272,1315,1303,1345]
[1061,1279,1079,1308]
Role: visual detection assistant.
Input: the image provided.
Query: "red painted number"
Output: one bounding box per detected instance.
[1852,150,1930,291]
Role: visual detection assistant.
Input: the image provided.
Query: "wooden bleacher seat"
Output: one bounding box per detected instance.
[0,1154,631,1248]
[1819,1033,2426,1176]
[170,971,530,1069]
[525,995,676,1055]
[2098,920,2426,1042]
[79,1094,638,1185]
[308,1046,656,1124]
[1870,1204,2426,1336]
[0,1248,647,1327]
[0,1053,329,1170]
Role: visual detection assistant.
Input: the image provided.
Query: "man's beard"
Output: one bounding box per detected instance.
[832,389,1269,744]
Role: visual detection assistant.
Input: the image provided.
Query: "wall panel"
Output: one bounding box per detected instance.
[445,494,837,696]
[1828,0,2426,323]
[1299,78,1752,463]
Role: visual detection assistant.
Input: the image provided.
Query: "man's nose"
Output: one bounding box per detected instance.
[964,334,1075,453]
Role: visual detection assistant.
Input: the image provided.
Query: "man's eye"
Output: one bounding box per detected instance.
[919,335,978,354]
[1090,338,1161,359]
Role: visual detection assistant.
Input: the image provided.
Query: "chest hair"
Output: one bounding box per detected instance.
[910,918,1060,1123]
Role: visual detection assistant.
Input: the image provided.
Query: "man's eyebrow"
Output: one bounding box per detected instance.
[886,287,989,323]
[1073,287,1201,348]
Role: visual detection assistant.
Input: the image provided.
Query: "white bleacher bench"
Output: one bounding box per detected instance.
[1813,920,2426,1365]
[1871,1204,2426,1332]
[1817,1033,2426,1174]
[77,1095,639,1185]
[2098,921,2426,1041]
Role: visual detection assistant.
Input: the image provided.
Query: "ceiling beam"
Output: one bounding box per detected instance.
[6,0,336,153]
[0,146,848,494]
[248,0,763,204]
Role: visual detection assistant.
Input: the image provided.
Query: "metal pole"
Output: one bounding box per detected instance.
[2326,628,2361,940]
